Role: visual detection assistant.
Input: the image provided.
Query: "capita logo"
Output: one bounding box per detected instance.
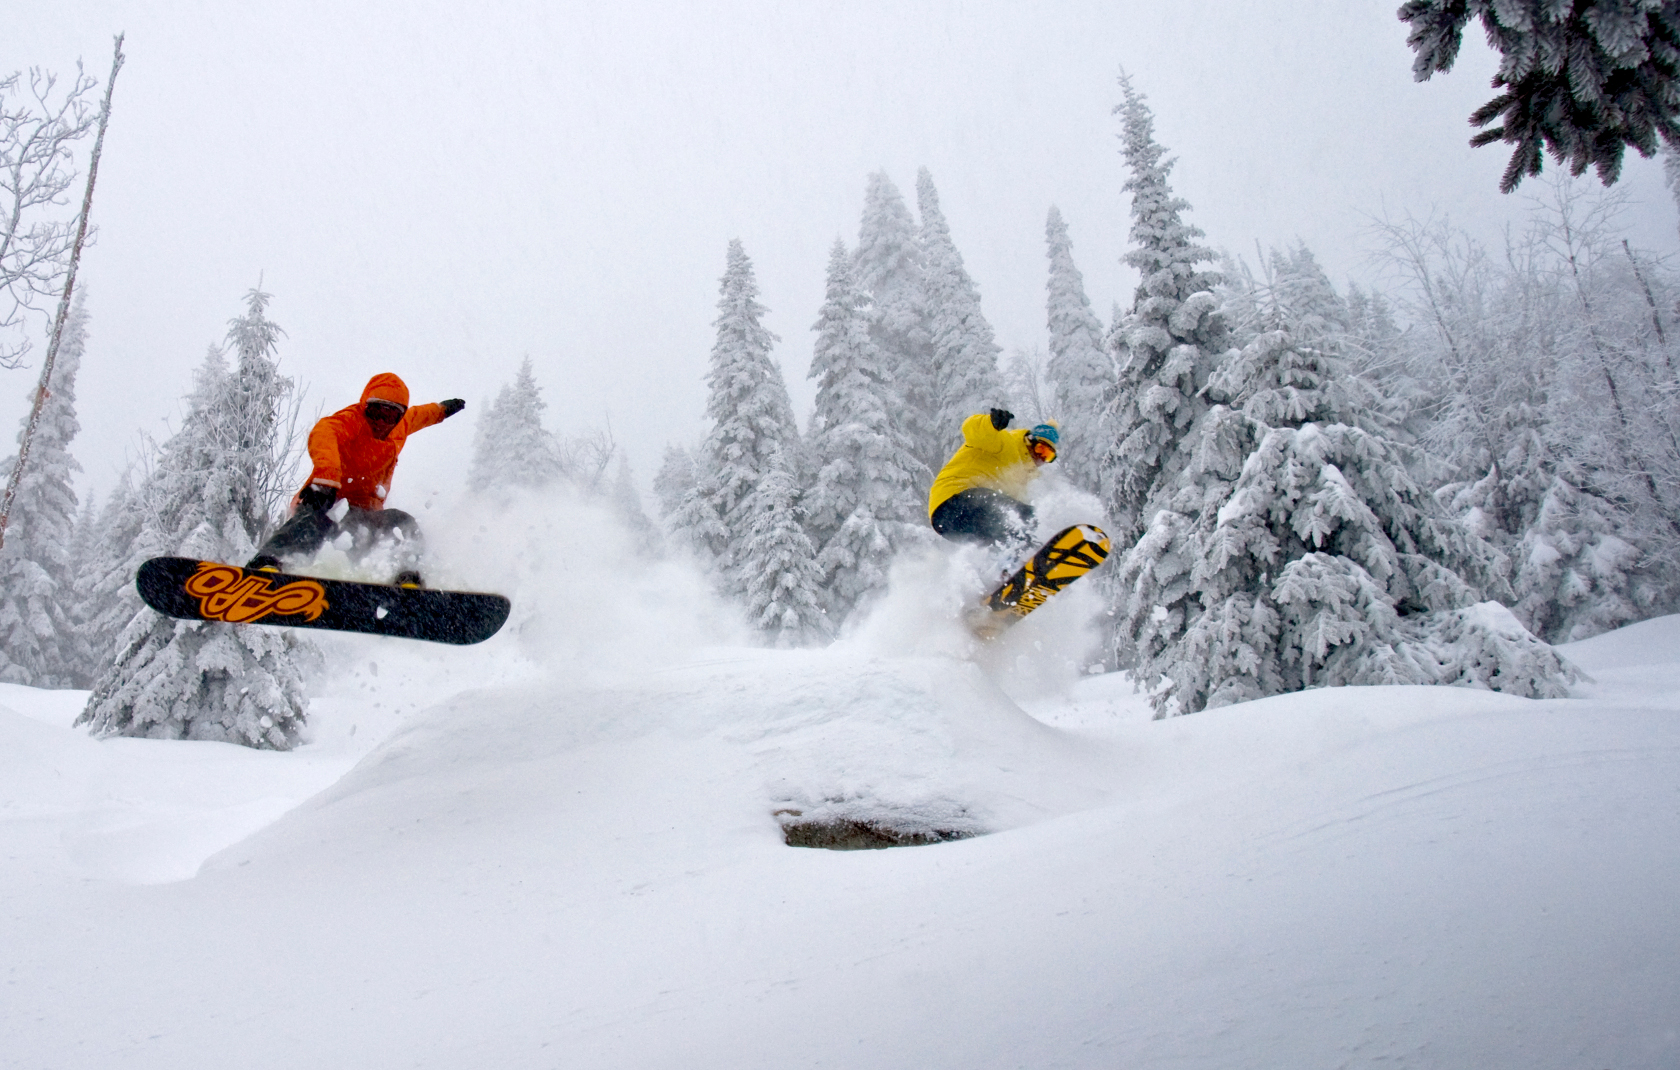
[183,562,329,624]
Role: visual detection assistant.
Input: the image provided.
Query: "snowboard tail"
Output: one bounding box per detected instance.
[968,524,1111,639]
[136,558,510,645]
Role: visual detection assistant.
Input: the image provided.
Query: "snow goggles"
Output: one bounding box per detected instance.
[1028,436,1057,464]
[364,399,406,421]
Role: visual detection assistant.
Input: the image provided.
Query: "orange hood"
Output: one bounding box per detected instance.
[360,373,410,409]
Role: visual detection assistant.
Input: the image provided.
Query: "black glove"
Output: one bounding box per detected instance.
[297,482,337,515]
[440,398,466,418]
[990,408,1013,430]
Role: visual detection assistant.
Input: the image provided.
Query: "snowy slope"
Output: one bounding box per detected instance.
[4,496,1678,1069]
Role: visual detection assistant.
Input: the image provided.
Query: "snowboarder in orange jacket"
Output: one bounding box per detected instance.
[247,373,465,586]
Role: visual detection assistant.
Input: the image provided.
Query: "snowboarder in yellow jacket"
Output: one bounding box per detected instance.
[928,408,1058,555]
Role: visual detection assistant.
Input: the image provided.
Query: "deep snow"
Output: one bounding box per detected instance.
[4,492,1677,1069]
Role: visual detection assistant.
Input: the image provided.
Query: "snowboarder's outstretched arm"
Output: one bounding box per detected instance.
[398,398,464,436]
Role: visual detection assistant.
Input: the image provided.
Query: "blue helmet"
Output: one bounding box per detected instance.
[1028,422,1060,446]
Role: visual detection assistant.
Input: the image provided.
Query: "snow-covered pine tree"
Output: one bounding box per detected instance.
[854,172,937,481]
[1114,244,1573,716]
[62,487,102,683]
[609,452,657,540]
[1001,345,1052,426]
[673,240,826,642]
[736,462,829,646]
[1342,281,1419,438]
[917,168,1006,462]
[653,443,697,523]
[1211,245,1378,431]
[221,293,306,526]
[78,288,312,748]
[1446,439,1662,643]
[1099,72,1233,550]
[469,356,563,491]
[72,466,145,685]
[1401,0,1680,192]
[0,290,91,686]
[804,239,929,621]
[1043,205,1112,494]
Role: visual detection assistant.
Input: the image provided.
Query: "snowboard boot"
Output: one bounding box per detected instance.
[393,569,425,589]
[247,554,282,573]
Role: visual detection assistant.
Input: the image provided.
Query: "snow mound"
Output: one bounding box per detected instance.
[0,689,373,885]
[1560,612,1680,672]
[214,641,1121,872]
[6,607,1680,1067]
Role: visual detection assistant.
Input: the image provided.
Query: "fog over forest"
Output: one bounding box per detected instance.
[7,2,1678,504]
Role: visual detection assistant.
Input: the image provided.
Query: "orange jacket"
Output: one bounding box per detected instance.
[300,373,446,510]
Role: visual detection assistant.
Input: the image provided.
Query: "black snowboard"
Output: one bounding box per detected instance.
[136,557,510,646]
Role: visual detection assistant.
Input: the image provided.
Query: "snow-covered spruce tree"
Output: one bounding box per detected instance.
[1518,468,1659,641]
[917,168,1006,461]
[61,487,103,680]
[672,240,826,643]
[854,171,937,481]
[72,467,145,683]
[737,463,829,646]
[0,290,91,685]
[804,239,930,621]
[1214,245,1382,433]
[1401,0,1680,192]
[1099,73,1233,551]
[1116,244,1574,715]
[1449,445,1660,642]
[609,452,657,540]
[469,356,562,491]
[653,443,697,524]
[1001,345,1052,425]
[78,289,312,748]
[1342,281,1419,438]
[1044,205,1114,494]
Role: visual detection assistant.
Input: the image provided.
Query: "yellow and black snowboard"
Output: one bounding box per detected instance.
[967,524,1111,639]
[137,557,510,645]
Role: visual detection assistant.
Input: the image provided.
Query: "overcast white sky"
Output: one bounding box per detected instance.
[8,0,1679,509]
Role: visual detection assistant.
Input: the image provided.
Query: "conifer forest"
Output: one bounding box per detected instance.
[5,6,1680,731]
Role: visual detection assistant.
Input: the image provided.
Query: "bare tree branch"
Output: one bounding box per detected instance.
[0,60,99,369]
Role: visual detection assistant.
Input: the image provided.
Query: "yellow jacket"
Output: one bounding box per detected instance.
[927,413,1040,518]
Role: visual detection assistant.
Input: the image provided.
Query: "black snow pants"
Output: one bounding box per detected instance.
[254,503,423,569]
[929,488,1036,558]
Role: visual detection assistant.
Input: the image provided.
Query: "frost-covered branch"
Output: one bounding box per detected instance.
[0,62,99,370]
[1400,0,1680,192]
